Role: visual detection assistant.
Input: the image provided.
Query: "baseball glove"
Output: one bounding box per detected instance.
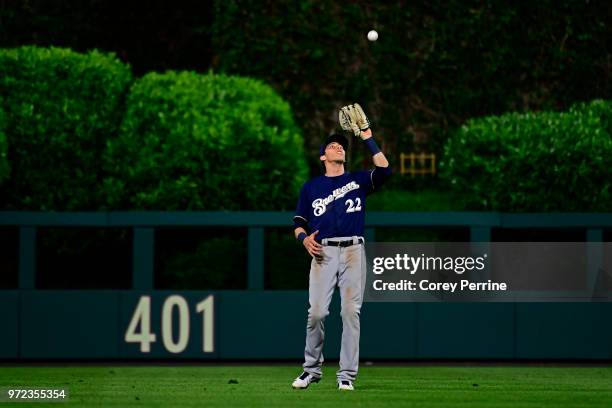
[339,103,371,137]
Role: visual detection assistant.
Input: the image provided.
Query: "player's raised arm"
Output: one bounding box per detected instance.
[360,128,389,168]
[360,128,392,191]
[338,103,392,187]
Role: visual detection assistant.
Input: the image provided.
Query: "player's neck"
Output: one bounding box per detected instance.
[324,162,345,177]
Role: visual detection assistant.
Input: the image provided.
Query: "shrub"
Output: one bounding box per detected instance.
[103,71,308,210]
[441,106,612,211]
[569,99,612,136]
[0,46,133,210]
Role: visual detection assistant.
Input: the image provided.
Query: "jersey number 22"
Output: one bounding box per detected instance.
[345,198,362,213]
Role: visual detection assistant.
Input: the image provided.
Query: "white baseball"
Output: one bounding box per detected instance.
[367,30,378,42]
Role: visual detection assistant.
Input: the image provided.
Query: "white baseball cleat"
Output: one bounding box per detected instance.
[338,380,354,391]
[292,372,320,389]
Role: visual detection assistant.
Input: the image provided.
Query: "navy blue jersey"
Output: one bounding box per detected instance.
[293,166,391,241]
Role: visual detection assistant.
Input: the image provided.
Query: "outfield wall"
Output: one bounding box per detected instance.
[2,211,611,361]
[1,291,611,360]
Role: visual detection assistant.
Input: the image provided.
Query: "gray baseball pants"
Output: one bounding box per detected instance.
[302,236,366,383]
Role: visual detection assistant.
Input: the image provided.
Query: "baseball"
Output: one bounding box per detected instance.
[367,30,378,42]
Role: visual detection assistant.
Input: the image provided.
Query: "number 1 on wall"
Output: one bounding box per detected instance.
[196,295,214,353]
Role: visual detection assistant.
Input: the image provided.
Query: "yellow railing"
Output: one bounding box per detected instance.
[400,152,436,177]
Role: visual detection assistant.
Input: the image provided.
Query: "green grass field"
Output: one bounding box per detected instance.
[1,365,612,407]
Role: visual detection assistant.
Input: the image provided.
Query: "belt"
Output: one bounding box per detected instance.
[324,237,364,247]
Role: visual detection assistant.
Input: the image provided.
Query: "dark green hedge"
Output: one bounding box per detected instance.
[102,71,308,210]
[0,46,132,210]
[441,101,612,211]
[2,3,611,177]
[569,99,612,136]
[0,102,8,184]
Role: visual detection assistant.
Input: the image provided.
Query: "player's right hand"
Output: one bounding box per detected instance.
[303,230,323,258]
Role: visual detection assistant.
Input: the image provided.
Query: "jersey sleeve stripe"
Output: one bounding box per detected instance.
[370,169,376,190]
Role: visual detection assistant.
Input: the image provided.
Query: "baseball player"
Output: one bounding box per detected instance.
[291,104,391,391]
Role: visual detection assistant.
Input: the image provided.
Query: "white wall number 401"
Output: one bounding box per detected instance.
[125,295,214,353]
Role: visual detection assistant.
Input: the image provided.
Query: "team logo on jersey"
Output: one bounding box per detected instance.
[312,181,360,216]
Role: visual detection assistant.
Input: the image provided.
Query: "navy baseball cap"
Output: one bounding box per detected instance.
[319,133,349,156]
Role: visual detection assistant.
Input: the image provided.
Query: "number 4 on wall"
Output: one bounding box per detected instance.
[124,295,215,354]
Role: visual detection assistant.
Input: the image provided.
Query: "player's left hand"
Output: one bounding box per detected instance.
[339,103,371,137]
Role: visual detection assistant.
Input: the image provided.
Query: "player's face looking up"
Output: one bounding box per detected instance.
[324,142,345,163]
